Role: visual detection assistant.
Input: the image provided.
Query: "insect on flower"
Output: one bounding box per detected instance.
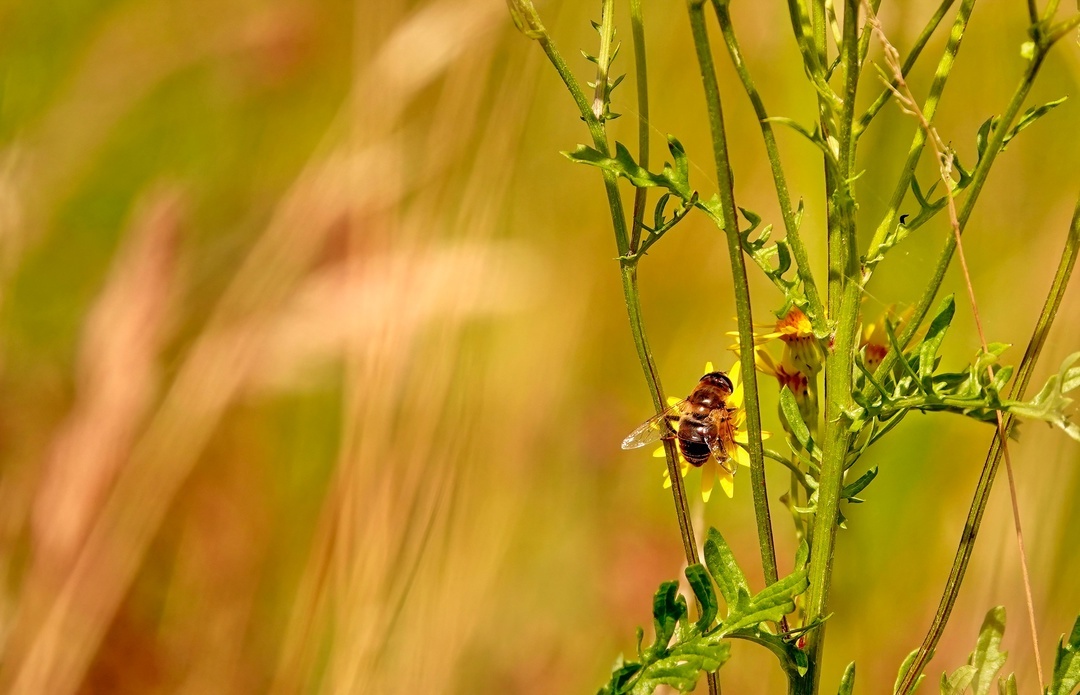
[621,366,741,474]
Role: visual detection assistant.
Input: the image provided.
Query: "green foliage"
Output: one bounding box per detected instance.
[1009,352,1080,442]
[738,205,810,316]
[564,136,692,200]
[1047,614,1080,695]
[597,528,810,695]
[921,606,1080,695]
[969,607,1008,695]
[846,297,1080,476]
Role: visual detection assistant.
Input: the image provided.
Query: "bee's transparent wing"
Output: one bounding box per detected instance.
[708,408,738,474]
[620,401,686,450]
[708,436,738,475]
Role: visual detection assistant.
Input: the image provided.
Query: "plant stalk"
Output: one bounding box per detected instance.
[685,0,780,590]
[895,193,1080,694]
[800,1,862,691]
[712,0,828,335]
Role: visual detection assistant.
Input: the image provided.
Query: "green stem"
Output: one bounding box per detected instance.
[628,0,650,254]
[685,0,780,589]
[875,47,1047,379]
[801,2,861,691]
[895,194,1080,694]
[711,0,828,335]
[526,0,704,576]
[863,0,976,276]
[856,0,957,138]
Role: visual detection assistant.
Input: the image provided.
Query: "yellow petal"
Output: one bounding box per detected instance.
[730,383,744,408]
[735,446,750,467]
[666,396,681,407]
[653,447,666,458]
[728,360,741,384]
[719,469,735,498]
[704,361,714,373]
[700,462,716,502]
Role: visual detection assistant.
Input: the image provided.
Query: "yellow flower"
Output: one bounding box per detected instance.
[732,308,824,425]
[654,361,765,502]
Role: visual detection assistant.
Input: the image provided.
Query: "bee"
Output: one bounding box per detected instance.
[621,371,739,474]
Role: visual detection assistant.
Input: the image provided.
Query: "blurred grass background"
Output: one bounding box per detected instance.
[0,0,1078,692]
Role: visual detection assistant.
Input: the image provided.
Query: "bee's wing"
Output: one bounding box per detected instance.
[708,408,738,475]
[707,436,738,475]
[621,401,686,450]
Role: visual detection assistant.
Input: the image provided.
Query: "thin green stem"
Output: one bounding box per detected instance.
[523,0,704,577]
[895,193,1080,694]
[1042,0,1062,23]
[863,0,976,275]
[765,449,816,495]
[875,48,1046,379]
[629,0,650,254]
[685,0,780,589]
[1046,12,1080,42]
[618,16,721,695]
[711,0,828,335]
[801,1,861,691]
[856,0,884,68]
[856,0,957,138]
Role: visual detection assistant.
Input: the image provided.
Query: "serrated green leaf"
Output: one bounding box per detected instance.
[1008,352,1080,441]
[970,607,1008,695]
[721,563,808,634]
[685,564,718,631]
[650,581,686,656]
[1047,613,1080,695]
[704,528,749,611]
[920,296,956,379]
[563,140,692,200]
[629,640,732,695]
[838,662,856,695]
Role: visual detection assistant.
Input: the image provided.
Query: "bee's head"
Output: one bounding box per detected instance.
[701,371,734,393]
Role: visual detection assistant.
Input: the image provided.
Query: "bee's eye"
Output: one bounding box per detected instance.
[718,374,734,391]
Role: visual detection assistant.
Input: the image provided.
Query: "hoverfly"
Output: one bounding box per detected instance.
[621,371,739,474]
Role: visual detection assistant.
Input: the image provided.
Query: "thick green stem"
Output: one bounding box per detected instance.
[711,0,828,335]
[895,194,1080,693]
[685,0,780,589]
[801,1,861,691]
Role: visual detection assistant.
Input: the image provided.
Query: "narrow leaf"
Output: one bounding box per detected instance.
[838,662,856,695]
[920,296,956,379]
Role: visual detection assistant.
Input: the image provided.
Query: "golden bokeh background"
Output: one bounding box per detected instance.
[0,0,1078,692]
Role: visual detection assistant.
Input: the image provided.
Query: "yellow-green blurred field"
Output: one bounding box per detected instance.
[0,0,1078,692]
